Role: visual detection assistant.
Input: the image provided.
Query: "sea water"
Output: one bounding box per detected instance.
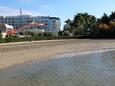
[0,49,115,86]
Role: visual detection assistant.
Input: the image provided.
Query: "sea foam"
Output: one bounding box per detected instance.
[55,48,115,59]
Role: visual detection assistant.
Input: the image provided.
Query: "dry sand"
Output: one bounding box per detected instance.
[0,39,115,69]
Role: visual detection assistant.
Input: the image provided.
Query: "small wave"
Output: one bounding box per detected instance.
[55,48,115,59]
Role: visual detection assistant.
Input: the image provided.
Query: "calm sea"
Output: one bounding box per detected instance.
[0,49,115,86]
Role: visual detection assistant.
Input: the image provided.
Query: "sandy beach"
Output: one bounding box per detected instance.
[0,39,115,69]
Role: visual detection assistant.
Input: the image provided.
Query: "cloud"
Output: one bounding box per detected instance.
[40,5,53,12]
[0,6,47,16]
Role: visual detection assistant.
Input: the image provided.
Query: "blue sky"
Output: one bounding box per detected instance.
[0,0,115,29]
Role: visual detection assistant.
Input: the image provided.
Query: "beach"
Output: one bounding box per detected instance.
[0,39,115,86]
[0,39,115,69]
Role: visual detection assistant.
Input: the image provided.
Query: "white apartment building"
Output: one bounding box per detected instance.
[0,24,14,38]
[0,15,61,36]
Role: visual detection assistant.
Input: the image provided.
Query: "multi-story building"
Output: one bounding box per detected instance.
[0,15,61,36]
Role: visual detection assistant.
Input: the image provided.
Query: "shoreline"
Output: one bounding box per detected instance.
[0,39,68,46]
[55,48,115,59]
[0,39,115,69]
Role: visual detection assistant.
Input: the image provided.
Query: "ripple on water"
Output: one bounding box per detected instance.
[0,49,115,86]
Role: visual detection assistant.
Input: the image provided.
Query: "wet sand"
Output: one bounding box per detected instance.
[0,39,115,69]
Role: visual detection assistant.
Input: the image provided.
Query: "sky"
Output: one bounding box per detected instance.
[0,0,115,29]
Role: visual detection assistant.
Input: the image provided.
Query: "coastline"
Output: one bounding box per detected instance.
[0,39,115,69]
[55,48,115,59]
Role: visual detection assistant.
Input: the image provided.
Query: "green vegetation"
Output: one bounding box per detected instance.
[0,32,53,43]
[0,31,2,40]
[0,32,75,43]
[64,11,115,38]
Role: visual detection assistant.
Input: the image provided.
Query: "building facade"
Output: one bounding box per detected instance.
[0,15,61,36]
[0,24,16,38]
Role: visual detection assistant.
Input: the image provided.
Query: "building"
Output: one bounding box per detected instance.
[0,24,16,38]
[0,15,61,36]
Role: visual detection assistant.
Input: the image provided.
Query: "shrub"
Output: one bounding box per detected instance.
[44,32,53,37]
[0,31,2,40]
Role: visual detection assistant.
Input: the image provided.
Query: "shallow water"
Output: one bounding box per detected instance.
[0,50,115,86]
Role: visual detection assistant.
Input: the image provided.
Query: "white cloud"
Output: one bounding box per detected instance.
[0,6,47,16]
[40,5,53,12]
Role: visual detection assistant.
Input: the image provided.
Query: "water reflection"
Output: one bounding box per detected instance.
[0,51,115,86]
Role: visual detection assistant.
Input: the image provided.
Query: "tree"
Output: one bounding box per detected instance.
[64,19,72,31]
[73,13,97,35]
[99,13,110,24]
[97,12,115,36]
[0,31,2,40]
[64,19,74,36]
[65,19,72,26]
[0,24,5,40]
[74,14,86,35]
[110,11,115,20]
[64,11,115,37]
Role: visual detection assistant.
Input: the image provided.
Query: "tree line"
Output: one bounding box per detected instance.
[63,11,115,37]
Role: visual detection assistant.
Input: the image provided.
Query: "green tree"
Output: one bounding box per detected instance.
[0,24,5,40]
[110,11,115,20]
[0,31,2,40]
[64,19,74,36]
[64,19,72,31]
[73,13,97,35]
[99,13,110,24]
[65,19,72,26]
[74,14,86,35]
